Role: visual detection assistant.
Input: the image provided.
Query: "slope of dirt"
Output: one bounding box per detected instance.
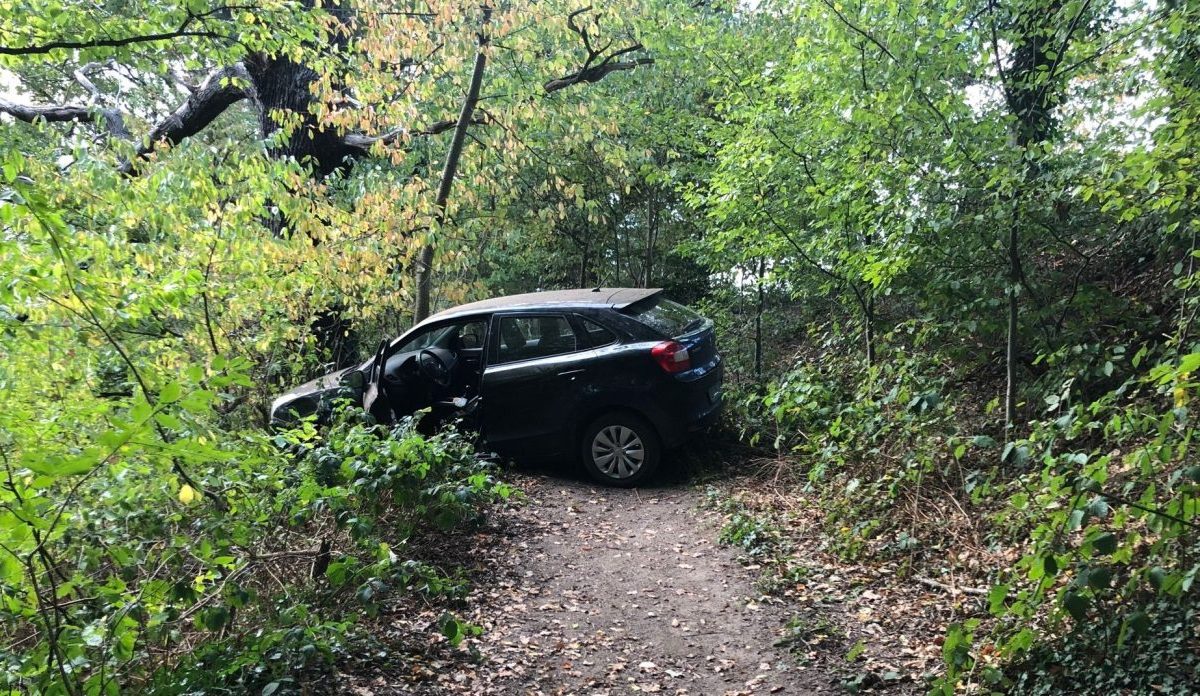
[345,471,837,695]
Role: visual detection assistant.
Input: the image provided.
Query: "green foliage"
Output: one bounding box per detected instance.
[1007,598,1200,695]
[683,0,1200,689]
[4,0,1200,690]
[0,177,508,689]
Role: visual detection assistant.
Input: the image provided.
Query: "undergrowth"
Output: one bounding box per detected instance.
[710,311,1200,693]
[0,405,513,694]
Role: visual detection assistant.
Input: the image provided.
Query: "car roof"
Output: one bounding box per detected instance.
[425,287,661,323]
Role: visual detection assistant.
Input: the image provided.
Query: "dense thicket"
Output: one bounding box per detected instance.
[2,0,1198,692]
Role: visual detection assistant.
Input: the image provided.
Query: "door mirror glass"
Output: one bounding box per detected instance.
[344,370,365,389]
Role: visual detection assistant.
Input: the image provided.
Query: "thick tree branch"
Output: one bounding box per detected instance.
[71,61,112,101]
[544,55,654,92]
[0,96,129,138]
[121,64,253,174]
[0,30,221,57]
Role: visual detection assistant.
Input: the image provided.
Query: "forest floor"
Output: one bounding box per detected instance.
[340,454,846,695]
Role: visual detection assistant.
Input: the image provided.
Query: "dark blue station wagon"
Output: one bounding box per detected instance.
[270,288,723,486]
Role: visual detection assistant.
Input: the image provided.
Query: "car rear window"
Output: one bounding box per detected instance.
[622,296,705,337]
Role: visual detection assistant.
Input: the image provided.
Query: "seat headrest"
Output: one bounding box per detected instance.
[502,320,526,350]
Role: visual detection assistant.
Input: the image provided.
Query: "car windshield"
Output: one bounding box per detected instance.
[623,296,705,337]
[394,320,486,354]
[395,326,450,354]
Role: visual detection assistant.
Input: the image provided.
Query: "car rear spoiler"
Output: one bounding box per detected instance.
[607,287,662,309]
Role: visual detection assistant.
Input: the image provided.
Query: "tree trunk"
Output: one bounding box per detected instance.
[414,10,491,322]
[864,291,875,370]
[1005,221,1019,430]
[755,258,765,384]
[244,55,359,180]
[579,238,592,287]
[243,49,361,363]
[644,186,657,287]
[999,0,1070,432]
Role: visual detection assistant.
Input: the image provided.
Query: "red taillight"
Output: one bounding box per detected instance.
[651,340,691,374]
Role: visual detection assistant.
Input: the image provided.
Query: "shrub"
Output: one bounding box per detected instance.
[0,403,511,694]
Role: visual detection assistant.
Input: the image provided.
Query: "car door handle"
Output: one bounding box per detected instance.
[557,368,586,378]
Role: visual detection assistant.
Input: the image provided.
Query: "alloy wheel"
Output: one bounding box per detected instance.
[590,425,645,479]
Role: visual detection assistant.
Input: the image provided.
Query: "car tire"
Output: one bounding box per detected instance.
[580,412,661,487]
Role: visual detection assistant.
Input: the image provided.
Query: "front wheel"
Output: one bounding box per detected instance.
[580,413,661,487]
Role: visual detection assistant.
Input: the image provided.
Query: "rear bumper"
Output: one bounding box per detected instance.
[657,358,723,448]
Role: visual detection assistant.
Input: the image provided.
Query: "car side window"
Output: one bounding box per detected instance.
[579,317,617,347]
[496,315,577,364]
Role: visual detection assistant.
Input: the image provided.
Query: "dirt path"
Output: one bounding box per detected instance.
[382,472,837,695]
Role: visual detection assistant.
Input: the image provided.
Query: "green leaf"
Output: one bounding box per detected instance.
[1063,592,1089,622]
[1128,610,1150,636]
[438,612,466,646]
[987,584,1009,615]
[1092,533,1118,555]
[1086,497,1109,518]
[159,382,183,404]
[845,639,866,662]
[1086,566,1113,589]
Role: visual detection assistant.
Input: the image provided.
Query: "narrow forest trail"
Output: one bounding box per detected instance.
[348,471,839,695]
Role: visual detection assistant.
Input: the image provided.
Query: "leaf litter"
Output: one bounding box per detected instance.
[340,472,838,694]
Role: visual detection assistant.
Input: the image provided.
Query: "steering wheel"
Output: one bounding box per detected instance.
[418,349,453,387]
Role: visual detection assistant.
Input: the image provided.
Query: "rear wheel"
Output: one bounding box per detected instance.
[580,412,660,487]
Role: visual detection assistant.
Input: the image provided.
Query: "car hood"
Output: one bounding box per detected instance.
[270,365,365,424]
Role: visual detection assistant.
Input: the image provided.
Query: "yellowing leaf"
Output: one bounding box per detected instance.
[179,484,197,505]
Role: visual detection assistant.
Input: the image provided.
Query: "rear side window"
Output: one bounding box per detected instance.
[496,315,577,364]
[579,317,617,347]
[623,297,704,337]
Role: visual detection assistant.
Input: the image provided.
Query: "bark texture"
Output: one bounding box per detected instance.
[243,54,361,178]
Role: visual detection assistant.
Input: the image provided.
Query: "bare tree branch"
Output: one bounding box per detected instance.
[0,96,129,138]
[413,6,493,322]
[171,66,200,94]
[71,62,112,101]
[544,55,653,92]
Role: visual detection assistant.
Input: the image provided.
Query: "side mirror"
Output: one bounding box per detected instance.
[345,370,366,389]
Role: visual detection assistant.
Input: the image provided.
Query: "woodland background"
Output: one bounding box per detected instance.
[1,0,1198,692]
